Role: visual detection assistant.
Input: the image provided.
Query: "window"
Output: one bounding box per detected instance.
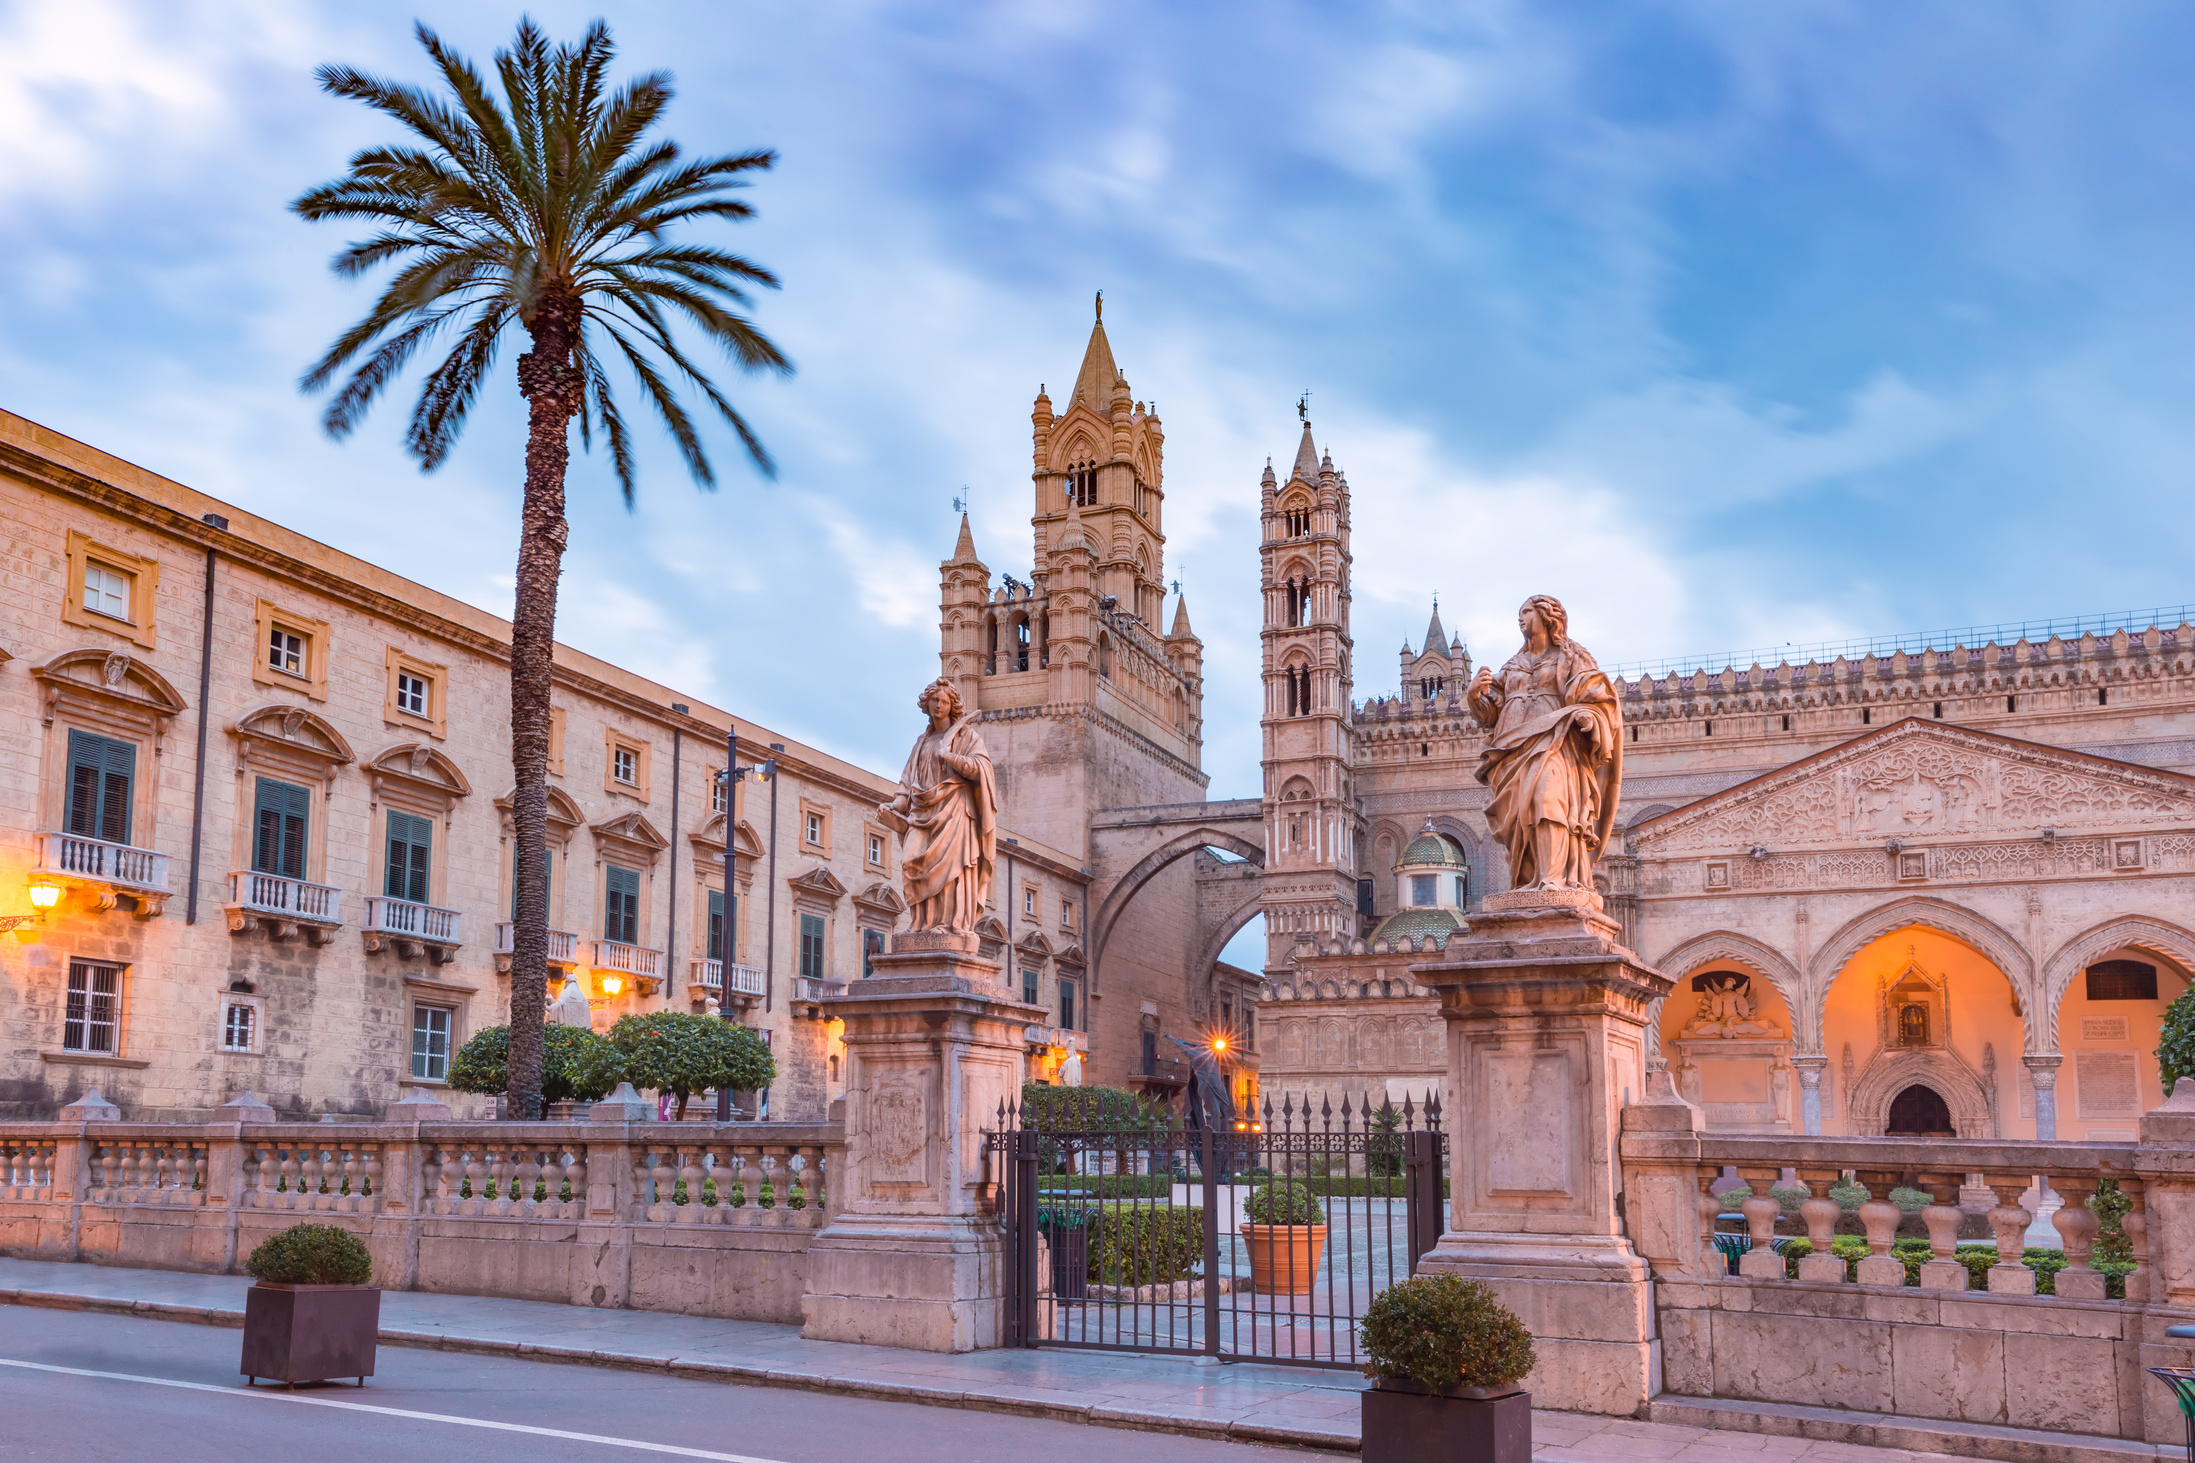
[2007,695,2018,713]
[1141,1030,1157,1074]
[603,865,640,944]
[712,771,730,815]
[64,960,121,1054]
[1024,886,1037,917]
[83,562,132,620]
[863,928,883,978]
[66,729,135,846]
[384,648,449,737]
[411,1004,453,1080]
[800,913,826,979]
[1455,875,1467,907]
[612,746,637,785]
[1221,996,1234,1030]
[252,777,310,879]
[806,812,823,845]
[385,811,432,903]
[868,834,884,867]
[1410,874,1435,907]
[222,1001,257,1053]
[396,672,430,718]
[1243,1007,1254,1051]
[707,888,729,962]
[269,627,306,677]
[2087,960,2159,1002]
[1023,968,1040,1005]
[1060,899,1075,931]
[1059,980,1077,1032]
[1862,707,1872,725]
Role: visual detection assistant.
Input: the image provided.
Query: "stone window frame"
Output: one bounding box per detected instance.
[1059,897,1076,933]
[493,784,587,968]
[225,703,356,895]
[602,727,652,800]
[799,798,832,857]
[32,651,189,902]
[382,646,449,740]
[62,529,160,651]
[219,991,265,1055]
[406,992,458,1084]
[689,815,761,970]
[250,598,331,702]
[864,821,891,877]
[365,743,472,920]
[59,957,130,1057]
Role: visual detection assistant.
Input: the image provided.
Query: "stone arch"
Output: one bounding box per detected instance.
[1089,825,1264,994]
[1653,929,1807,1046]
[2040,914,2195,1045]
[1810,896,2035,1050]
[1626,802,1677,831]
[1195,883,1266,1001]
[1845,1047,1997,1137]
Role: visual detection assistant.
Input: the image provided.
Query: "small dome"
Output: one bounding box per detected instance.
[1396,822,1465,871]
[1369,907,1468,944]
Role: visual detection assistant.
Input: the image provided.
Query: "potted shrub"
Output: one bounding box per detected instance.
[240,1223,379,1387]
[1360,1273,1536,1461]
[1243,1178,1326,1294]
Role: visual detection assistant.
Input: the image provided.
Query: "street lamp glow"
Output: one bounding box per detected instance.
[600,974,624,996]
[1210,1036,1227,1053]
[26,882,60,911]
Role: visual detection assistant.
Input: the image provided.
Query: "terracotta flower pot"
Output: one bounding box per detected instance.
[1362,1379,1531,1462]
[1244,1223,1327,1294]
[241,1282,381,1387]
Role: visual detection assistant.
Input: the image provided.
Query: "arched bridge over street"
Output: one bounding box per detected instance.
[1088,797,1265,998]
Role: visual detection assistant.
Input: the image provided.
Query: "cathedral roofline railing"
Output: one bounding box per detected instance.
[1605,606,2195,682]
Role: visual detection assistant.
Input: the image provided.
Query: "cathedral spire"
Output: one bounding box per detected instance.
[1422,598,1446,656]
[1290,422,1319,485]
[950,512,980,564]
[1170,594,1194,638]
[1069,303,1119,410]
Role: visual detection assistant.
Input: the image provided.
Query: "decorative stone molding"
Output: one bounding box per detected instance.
[1846,1045,1997,1137]
[34,648,188,744]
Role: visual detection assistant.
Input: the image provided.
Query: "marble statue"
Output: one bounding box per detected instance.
[879,677,998,934]
[547,977,593,1028]
[1466,594,1623,892]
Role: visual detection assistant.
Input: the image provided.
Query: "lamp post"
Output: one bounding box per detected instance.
[0,881,63,933]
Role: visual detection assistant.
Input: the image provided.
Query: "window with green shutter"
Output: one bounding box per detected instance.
[252,778,311,878]
[799,913,825,979]
[604,864,640,944]
[708,888,733,963]
[385,811,432,903]
[65,730,135,846]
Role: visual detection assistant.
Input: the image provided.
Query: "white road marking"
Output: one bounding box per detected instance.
[0,1356,791,1462]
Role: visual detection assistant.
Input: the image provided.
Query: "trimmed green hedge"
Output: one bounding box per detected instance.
[1362,1274,1535,1393]
[1088,1203,1203,1286]
[247,1223,372,1286]
[1777,1237,2126,1296]
[1036,1173,1452,1200]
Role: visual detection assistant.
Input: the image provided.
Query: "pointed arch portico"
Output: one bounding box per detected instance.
[1810,895,2035,1050]
[1089,821,1264,992]
[1653,929,1806,1043]
[2041,914,2195,1040]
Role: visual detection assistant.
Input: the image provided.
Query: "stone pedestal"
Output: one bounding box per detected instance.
[1409,889,1673,1416]
[800,936,1038,1352]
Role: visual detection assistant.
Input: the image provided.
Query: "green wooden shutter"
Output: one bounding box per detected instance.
[604,865,640,943]
[385,811,432,902]
[65,730,135,845]
[252,778,311,878]
[707,889,726,962]
[799,913,825,978]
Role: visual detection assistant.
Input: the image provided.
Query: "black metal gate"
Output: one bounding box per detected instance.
[989,1091,1446,1367]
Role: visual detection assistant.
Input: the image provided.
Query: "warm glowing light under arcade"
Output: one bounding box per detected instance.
[26,882,61,910]
[600,974,624,996]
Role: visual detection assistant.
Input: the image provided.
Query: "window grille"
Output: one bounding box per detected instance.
[411,1004,452,1080]
[64,961,121,1054]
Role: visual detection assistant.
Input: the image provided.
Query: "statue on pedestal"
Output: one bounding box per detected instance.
[878,677,997,934]
[1466,594,1622,892]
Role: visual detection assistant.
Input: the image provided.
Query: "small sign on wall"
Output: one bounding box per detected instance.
[2076,1051,2139,1118]
[2081,1016,2130,1044]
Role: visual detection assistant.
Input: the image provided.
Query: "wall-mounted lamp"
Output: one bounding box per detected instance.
[600,974,624,997]
[27,882,61,911]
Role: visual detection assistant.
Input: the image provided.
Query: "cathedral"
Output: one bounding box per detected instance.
[945,305,2195,1143]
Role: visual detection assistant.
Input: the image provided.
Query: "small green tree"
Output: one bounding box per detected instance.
[1018,1082,1168,1175]
[447,1024,625,1105]
[1365,1104,1403,1179]
[611,1012,774,1119]
[2158,988,2195,1097]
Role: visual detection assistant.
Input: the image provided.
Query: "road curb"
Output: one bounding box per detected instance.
[0,1286,1360,1454]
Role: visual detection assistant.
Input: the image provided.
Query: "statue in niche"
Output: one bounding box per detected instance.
[1467,594,1622,891]
[1678,971,1782,1038]
[878,677,997,934]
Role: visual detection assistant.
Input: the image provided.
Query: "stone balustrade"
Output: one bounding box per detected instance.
[0,1117,843,1325]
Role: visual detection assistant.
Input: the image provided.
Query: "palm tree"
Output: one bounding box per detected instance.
[294,19,789,1119]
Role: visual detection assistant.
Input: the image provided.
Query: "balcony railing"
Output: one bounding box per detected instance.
[36,831,170,895]
[362,896,461,945]
[493,922,580,966]
[230,870,340,924]
[792,976,845,1014]
[1024,1025,1089,1054]
[691,959,765,997]
[589,940,663,980]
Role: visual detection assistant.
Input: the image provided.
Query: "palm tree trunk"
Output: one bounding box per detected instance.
[506,288,585,1121]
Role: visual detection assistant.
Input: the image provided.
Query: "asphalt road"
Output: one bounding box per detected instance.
[0,1306,1308,1462]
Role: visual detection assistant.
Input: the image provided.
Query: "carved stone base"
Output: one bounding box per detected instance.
[1479,886,1605,915]
[891,929,979,956]
[226,907,339,946]
[802,945,1039,1352]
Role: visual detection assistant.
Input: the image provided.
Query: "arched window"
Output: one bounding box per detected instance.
[1013,616,1031,672]
[1097,632,1112,680]
[1065,460,1099,507]
[1898,1003,1929,1046]
[984,614,998,675]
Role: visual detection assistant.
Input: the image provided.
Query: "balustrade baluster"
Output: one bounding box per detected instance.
[464,1150,488,1215]
[629,1149,652,1218]
[2051,1177,2107,1300]
[99,1147,120,1202]
[278,1148,300,1208]
[650,1150,675,1222]
[427,1147,451,1214]
[1695,1172,1725,1274]
[1854,1177,1905,1286]
[565,1151,588,1217]
[1917,1176,1968,1290]
[674,1147,703,1223]
[363,1148,382,1209]
[252,1147,273,1208]
[1795,1175,1844,1282]
[190,1149,208,1204]
[1736,1174,1783,1280]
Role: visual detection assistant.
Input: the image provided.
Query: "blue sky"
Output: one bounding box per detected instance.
[5,0,2195,808]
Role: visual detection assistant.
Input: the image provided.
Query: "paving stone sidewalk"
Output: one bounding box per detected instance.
[0,1257,2088,1460]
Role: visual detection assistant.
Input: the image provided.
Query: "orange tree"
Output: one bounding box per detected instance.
[294,21,789,1117]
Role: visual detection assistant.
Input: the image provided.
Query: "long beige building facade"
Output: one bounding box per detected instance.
[0,408,1095,1121]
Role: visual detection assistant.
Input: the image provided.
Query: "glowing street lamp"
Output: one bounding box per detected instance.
[0,881,63,933]
[600,974,624,996]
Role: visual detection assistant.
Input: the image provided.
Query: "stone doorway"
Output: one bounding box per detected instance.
[1887,1083,1955,1136]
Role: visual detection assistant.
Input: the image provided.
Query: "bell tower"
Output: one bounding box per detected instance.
[1257,407,1360,972]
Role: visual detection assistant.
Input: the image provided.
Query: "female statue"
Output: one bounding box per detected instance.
[879,678,998,934]
[1466,594,1622,892]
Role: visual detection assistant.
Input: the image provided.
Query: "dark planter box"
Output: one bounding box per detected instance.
[241,1283,381,1387]
[1362,1380,1530,1462]
[1044,1225,1090,1299]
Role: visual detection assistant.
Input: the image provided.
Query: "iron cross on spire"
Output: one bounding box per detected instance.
[953,485,970,515]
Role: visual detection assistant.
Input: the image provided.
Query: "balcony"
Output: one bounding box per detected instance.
[1023,1024,1090,1055]
[690,958,766,1008]
[589,939,664,995]
[1139,1055,1190,1089]
[792,975,845,1018]
[362,895,462,964]
[492,922,581,974]
[34,831,172,917]
[225,870,341,945]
